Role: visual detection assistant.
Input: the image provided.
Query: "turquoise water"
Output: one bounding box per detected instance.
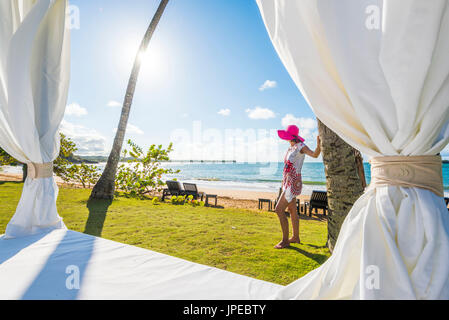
[162,162,449,196]
[2,162,448,196]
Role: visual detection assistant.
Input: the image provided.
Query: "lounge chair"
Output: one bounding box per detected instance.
[182,183,205,201]
[161,180,186,201]
[307,191,328,216]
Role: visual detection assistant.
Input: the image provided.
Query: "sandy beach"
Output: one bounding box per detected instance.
[0,172,313,211]
[200,187,311,210]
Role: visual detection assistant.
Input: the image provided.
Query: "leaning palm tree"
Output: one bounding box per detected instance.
[91,0,170,200]
[317,120,365,252]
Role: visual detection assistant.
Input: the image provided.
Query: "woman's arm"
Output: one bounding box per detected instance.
[300,136,321,158]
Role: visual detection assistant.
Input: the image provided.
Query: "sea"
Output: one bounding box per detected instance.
[2,162,448,196]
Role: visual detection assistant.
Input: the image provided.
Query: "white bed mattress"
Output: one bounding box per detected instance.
[0,229,282,299]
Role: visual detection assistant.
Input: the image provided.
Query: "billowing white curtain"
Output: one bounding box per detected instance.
[257,0,449,299]
[0,0,70,238]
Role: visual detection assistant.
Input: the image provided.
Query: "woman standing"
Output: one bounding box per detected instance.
[274,125,321,249]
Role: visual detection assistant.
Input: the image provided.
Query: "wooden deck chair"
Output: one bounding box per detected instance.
[182,183,205,201]
[308,191,328,216]
[162,180,185,201]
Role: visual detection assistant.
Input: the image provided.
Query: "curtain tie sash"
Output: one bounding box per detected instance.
[369,155,444,197]
[27,162,54,179]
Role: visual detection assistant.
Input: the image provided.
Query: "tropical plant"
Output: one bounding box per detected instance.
[115,140,180,198]
[170,195,185,205]
[66,163,101,189]
[0,148,17,166]
[166,194,204,207]
[54,133,78,182]
[317,119,365,252]
[1,133,78,181]
[91,0,170,200]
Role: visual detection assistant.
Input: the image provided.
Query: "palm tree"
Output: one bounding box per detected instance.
[91,0,170,200]
[317,120,365,252]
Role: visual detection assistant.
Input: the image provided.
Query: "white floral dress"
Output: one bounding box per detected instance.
[282,142,306,203]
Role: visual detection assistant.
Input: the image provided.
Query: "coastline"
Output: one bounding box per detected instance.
[199,187,312,211]
[0,172,310,211]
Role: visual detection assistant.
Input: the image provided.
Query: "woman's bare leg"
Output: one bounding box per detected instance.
[288,200,300,244]
[274,194,290,249]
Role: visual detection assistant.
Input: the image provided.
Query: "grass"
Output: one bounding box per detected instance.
[0,181,330,285]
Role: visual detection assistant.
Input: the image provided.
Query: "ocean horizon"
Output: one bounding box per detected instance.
[161,162,449,196]
[2,162,448,196]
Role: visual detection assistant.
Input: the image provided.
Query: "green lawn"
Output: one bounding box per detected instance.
[0,181,330,285]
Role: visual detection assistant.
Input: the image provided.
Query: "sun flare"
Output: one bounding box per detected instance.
[121,38,165,77]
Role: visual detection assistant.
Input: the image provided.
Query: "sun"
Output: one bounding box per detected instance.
[120,37,165,78]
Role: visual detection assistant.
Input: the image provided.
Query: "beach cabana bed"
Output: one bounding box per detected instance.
[0,230,281,299]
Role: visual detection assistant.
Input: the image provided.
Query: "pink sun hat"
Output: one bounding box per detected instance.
[277,125,305,142]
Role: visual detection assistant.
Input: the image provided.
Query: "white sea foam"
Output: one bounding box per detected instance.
[2,163,448,197]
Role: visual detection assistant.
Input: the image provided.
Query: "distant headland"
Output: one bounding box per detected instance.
[70,155,238,164]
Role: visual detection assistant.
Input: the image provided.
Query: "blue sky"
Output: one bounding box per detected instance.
[62,0,319,162]
[62,0,449,161]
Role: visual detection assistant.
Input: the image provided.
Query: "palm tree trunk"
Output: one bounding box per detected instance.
[22,163,27,182]
[317,119,365,252]
[90,0,170,200]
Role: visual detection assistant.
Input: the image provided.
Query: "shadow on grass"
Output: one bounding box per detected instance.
[267,210,327,222]
[83,198,112,237]
[205,205,224,209]
[285,245,329,264]
[298,213,328,222]
[304,243,328,249]
[0,180,23,185]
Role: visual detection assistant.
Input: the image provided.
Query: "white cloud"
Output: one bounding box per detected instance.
[60,120,107,155]
[218,108,231,116]
[107,100,121,108]
[281,114,318,142]
[170,127,283,163]
[281,114,316,130]
[259,80,277,91]
[113,123,144,135]
[65,103,87,117]
[246,106,276,120]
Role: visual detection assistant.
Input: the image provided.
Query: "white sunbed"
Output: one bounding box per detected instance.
[0,230,282,300]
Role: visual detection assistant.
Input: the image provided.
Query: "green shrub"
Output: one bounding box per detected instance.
[176,195,186,205]
[66,163,100,188]
[115,140,180,198]
[1,133,78,181]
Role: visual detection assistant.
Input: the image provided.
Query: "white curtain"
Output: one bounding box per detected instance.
[257,0,449,299]
[0,0,70,238]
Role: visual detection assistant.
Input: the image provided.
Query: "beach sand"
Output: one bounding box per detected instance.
[200,187,311,210]
[0,172,313,212]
